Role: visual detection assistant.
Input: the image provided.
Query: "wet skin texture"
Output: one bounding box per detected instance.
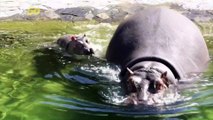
[106,7,210,105]
[57,34,94,55]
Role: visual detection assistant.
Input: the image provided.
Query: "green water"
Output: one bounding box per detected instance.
[0,21,213,120]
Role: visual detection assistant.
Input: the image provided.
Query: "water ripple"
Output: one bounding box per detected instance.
[41,95,200,117]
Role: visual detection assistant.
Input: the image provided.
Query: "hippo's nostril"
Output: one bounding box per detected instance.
[89,48,94,54]
[84,48,94,55]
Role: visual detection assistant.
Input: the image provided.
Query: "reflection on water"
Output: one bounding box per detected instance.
[0,21,213,120]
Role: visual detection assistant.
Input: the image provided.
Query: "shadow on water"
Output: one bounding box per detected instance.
[33,47,79,78]
[32,46,106,102]
[32,46,213,119]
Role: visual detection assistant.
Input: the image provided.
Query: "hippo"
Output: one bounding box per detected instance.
[105,7,210,105]
[57,34,94,55]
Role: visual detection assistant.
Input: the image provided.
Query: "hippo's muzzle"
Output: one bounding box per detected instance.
[122,68,170,105]
[84,48,94,55]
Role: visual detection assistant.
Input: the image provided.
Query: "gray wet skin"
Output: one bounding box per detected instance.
[121,62,172,105]
[57,34,94,55]
[106,7,210,105]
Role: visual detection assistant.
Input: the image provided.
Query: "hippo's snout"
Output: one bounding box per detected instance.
[84,48,94,55]
[138,81,149,101]
[89,48,95,54]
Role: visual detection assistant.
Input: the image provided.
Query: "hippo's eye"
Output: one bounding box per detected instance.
[85,40,89,43]
[155,81,164,92]
[127,78,137,93]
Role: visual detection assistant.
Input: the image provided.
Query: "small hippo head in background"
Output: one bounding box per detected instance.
[122,67,172,105]
[57,34,94,55]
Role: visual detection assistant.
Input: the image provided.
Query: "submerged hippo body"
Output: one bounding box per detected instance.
[106,7,210,105]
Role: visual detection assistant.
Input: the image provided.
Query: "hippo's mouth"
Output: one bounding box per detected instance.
[84,48,94,55]
[122,81,179,105]
[120,67,175,105]
[123,77,170,105]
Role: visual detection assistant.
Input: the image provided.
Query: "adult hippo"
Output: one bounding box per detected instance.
[106,7,210,105]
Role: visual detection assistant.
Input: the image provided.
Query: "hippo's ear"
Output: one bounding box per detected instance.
[71,36,76,41]
[83,34,86,37]
[127,67,134,75]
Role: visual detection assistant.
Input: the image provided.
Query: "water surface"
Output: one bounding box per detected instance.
[0,21,213,120]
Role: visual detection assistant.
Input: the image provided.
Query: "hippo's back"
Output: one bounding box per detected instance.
[106,7,210,79]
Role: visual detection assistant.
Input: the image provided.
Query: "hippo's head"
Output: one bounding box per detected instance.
[70,34,94,55]
[57,34,94,55]
[122,67,172,105]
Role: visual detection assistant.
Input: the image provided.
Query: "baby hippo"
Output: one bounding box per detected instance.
[57,34,94,55]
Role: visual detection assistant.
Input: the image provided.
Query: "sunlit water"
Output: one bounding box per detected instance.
[0,21,213,120]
